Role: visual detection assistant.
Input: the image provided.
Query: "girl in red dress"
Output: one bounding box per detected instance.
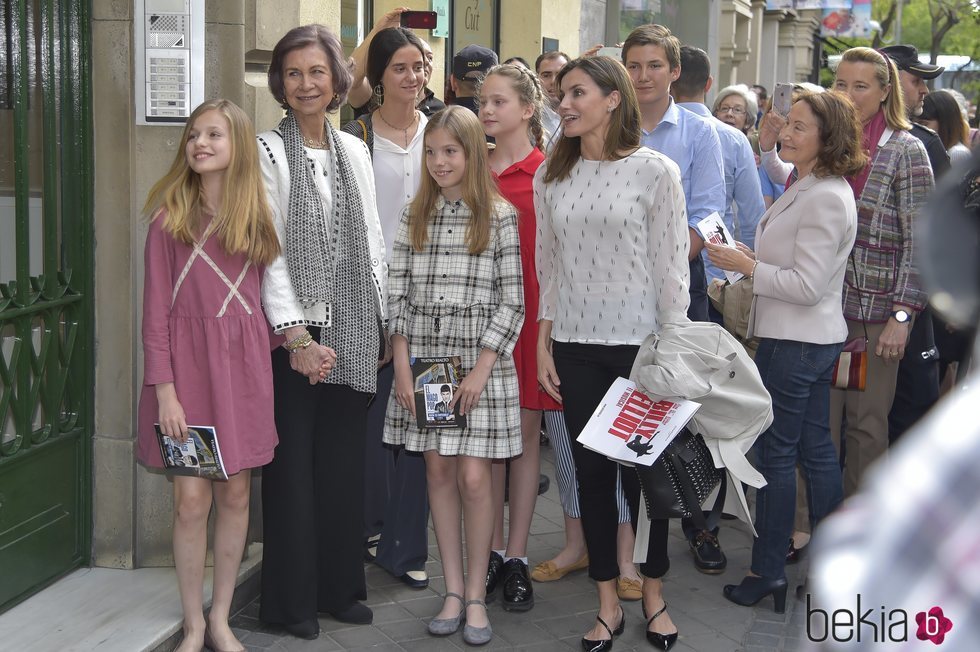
[478,64,562,611]
[138,99,280,652]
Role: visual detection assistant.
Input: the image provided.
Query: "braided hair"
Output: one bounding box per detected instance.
[477,63,547,150]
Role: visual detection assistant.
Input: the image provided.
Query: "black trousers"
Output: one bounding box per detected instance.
[363,362,429,575]
[888,308,940,443]
[553,341,669,582]
[260,345,370,624]
[688,255,709,322]
[683,255,713,537]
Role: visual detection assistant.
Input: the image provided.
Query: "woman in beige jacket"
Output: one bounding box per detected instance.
[706,90,867,613]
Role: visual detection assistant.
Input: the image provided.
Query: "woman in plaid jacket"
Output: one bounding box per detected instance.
[830,47,934,496]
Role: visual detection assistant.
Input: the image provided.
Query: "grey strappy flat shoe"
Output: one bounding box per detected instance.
[462,599,492,646]
[427,592,465,636]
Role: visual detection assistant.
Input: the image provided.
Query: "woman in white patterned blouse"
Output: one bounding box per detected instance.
[534,56,689,652]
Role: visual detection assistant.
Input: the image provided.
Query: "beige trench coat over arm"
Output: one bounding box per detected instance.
[628,321,773,543]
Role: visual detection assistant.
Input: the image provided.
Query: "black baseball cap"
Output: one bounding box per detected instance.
[879,45,944,80]
[453,44,498,81]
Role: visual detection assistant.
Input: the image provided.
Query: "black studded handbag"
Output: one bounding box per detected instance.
[634,427,726,531]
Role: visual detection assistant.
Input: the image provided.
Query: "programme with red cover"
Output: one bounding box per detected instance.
[576,377,701,466]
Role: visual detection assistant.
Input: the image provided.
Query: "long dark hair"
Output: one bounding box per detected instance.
[366,27,426,92]
[542,57,641,183]
[920,90,970,150]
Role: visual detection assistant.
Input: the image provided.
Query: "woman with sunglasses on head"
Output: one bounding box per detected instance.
[828,47,933,497]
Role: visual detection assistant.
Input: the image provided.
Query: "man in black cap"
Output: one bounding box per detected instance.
[880,44,950,176]
[879,44,949,443]
[450,43,498,115]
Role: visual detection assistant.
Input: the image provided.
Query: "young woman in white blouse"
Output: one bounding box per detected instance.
[534,56,689,652]
[341,26,432,592]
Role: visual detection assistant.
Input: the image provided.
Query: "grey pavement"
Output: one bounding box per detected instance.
[229,444,808,651]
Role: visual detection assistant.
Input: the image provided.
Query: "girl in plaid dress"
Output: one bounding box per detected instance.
[383,105,525,645]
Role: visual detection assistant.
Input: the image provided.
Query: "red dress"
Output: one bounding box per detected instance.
[137,217,278,475]
[493,148,562,411]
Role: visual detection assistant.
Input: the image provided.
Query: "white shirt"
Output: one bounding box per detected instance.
[533,148,690,345]
[372,113,428,262]
[541,104,561,149]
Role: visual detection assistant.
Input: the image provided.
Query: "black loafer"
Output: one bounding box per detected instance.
[485,551,504,603]
[689,529,727,574]
[501,558,534,612]
[283,618,319,640]
[327,601,373,625]
[398,569,429,589]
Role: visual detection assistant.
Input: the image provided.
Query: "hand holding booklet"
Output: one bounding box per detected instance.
[576,377,700,466]
[697,211,744,285]
[411,355,467,430]
[155,424,229,480]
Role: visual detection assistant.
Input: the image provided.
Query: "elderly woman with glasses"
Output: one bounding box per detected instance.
[713,85,759,135]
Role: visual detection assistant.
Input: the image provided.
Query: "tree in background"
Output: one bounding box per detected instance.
[871,0,980,63]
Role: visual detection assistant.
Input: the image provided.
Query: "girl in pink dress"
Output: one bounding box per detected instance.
[137,99,280,652]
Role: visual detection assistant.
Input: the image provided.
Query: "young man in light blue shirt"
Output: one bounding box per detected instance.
[622,24,729,579]
[622,25,726,325]
[672,45,765,319]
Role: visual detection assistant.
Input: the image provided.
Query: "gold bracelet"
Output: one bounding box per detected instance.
[283,331,313,352]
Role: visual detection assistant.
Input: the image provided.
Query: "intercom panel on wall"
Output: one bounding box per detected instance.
[134,0,205,125]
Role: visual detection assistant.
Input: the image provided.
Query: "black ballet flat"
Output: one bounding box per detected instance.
[723,576,789,614]
[581,606,625,652]
[643,601,678,650]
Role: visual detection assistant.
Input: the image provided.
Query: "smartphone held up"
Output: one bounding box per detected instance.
[400,10,437,30]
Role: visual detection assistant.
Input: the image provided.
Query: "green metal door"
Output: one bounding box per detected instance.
[0,0,93,612]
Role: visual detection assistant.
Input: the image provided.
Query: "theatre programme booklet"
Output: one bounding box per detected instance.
[411,355,467,430]
[155,424,229,480]
[696,211,744,285]
[577,377,700,466]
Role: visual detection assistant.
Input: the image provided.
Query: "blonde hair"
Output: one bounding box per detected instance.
[477,63,547,150]
[408,106,505,254]
[543,57,641,183]
[142,99,280,266]
[839,47,911,131]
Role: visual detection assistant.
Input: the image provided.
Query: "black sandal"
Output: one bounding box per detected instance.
[644,601,678,650]
[581,606,625,652]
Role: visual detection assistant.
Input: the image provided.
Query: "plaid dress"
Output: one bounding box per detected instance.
[383,196,525,459]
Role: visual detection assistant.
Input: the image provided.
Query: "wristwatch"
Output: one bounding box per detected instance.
[890,309,911,323]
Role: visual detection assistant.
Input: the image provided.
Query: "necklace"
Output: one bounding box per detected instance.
[302,134,329,149]
[377,108,419,148]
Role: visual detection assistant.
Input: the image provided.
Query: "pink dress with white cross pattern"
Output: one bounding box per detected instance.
[137,215,278,475]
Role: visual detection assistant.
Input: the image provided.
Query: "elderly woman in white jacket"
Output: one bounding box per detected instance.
[706,90,866,613]
[256,24,388,639]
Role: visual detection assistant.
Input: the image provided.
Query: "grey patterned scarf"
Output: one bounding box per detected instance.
[279,110,379,393]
